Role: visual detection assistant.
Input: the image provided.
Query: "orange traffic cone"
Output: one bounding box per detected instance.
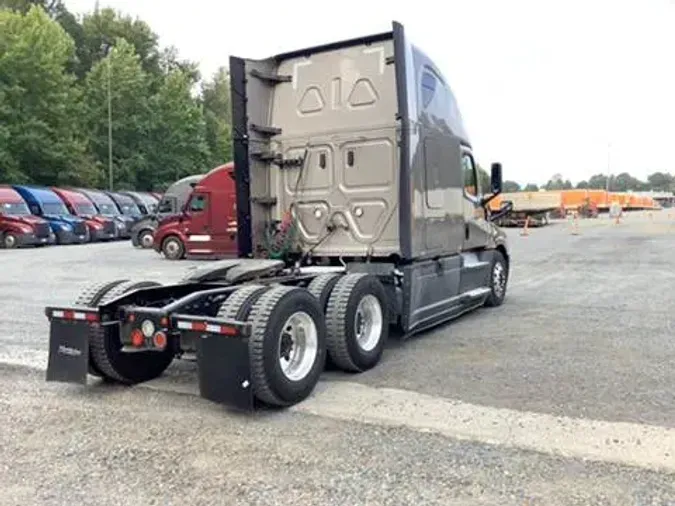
[570,212,580,235]
[520,216,530,236]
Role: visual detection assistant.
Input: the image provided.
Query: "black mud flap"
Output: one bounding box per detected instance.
[196,332,254,411]
[46,319,90,385]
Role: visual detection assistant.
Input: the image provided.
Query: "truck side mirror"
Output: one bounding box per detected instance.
[490,162,503,194]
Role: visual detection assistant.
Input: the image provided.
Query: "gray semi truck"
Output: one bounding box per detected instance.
[44,21,512,410]
[129,174,204,248]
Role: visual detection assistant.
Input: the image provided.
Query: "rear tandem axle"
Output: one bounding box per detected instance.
[44,260,398,410]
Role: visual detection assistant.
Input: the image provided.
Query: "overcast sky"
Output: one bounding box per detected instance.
[63,0,675,186]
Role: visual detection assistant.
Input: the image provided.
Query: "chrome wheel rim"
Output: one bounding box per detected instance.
[140,232,153,248]
[355,294,383,352]
[278,311,318,381]
[4,235,16,248]
[165,240,180,257]
[492,262,506,298]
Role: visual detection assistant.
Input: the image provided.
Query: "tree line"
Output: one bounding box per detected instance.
[3,1,673,195]
[0,0,233,192]
[501,172,675,194]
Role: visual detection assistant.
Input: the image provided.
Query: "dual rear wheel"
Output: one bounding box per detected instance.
[74,279,175,384]
[72,272,389,408]
[219,273,390,407]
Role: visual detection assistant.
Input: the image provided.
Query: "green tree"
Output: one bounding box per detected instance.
[0,6,95,185]
[145,69,210,190]
[159,45,200,84]
[576,180,589,189]
[201,67,233,167]
[523,183,539,192]
[611,172,644,191]
[587,174,608,189]
[0,0,64,15]
[503,180,521,192]
[83,38,150,189]
[76,7,160,79]
[646,172,673,191]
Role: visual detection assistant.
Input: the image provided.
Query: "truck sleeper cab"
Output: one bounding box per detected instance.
[130,174,204,249]
[44,21,512,411]
[76,189,133,239]
[120,191,159,216]
[0,185,55,248]
[153,164,237,260]
[13,185,89,244]
[51,188,117,241]
[104,191,143,225]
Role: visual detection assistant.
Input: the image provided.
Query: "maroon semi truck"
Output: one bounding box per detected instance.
[153,163,238,260]
[0,185,55,248]
[51,187,117,241]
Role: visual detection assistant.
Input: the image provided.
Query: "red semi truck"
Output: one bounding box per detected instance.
[0,185,55,248]
[51,187,117,241]
[153,163,238,260]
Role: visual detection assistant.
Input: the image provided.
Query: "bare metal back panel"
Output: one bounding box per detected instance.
[249,40,400,258]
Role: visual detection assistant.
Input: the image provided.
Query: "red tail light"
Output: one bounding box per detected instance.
[130,329,144,348]
[153,332,167,349]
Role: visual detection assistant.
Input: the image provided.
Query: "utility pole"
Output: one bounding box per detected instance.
[606,142,611,193]
[102,43,113,191]
[107,50,113,192]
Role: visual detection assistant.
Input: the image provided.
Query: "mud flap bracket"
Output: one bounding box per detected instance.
[46,319,91,385]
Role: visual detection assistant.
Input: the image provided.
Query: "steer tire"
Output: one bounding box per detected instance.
[73,279,129,378]
[217,284,269,321]
[325,273,389,373]
[162,235,185,260]
[484,251,508,308]
[247,286,326,407]
[3,233,18,249]
[307,273,343,312]
[138,229,154,249]
[89,280,174,384]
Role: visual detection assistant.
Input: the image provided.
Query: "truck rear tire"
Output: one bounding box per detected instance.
[307,273,343,312]
[162,235,185,260]
[73,279,129,378]
[325,273,389,373]
[484,251,508,307]
[89,280,174,384]
[217,284,269,320]
[247,286,326,407]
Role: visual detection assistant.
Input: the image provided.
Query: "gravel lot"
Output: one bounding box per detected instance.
[1,210,674,505]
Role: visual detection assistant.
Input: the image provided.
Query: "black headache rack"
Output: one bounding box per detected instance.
[44,298,258,411]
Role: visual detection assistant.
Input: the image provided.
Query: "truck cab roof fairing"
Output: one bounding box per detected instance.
[409,42,471,148]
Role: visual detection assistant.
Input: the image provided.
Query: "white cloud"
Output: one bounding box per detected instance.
[63,0,675,185]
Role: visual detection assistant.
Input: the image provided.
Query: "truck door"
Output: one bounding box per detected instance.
[461,151,491,251]
[184,192,212,253]
[458,150,494,295]
[207,185,237,257]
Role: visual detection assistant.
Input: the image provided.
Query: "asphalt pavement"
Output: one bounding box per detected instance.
[0,210,674,505]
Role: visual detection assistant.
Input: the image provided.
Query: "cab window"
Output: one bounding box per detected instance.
[421,70,437,109]
[463,153,479,198]
[158,196,177,213]
[189,194,207,213]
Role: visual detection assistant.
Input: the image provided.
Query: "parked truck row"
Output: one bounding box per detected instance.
[44,21,514,412]
[0,185,161,249]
